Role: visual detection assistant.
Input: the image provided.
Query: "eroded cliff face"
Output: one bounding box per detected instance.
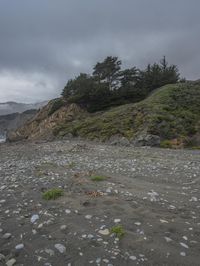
[7,100,86,141]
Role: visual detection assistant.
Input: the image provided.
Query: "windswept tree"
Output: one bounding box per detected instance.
[62,73,94,103]
[62,73,111,111]
[118,67,139,87]
[136,56,180,93]
[62,56,181,112]
[93,56,121,89]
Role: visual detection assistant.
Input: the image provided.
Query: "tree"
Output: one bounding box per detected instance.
[160,56,180,85]
[118,67,139,87]
[93,56,121,89]
[62,56,181,113]
[62,73,94,103]
[62,73,111,111]
[136,57,180,93]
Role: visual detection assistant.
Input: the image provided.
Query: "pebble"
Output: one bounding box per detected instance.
[15,243,24,250]
[180,252,186,256]
[98,229,110,235]
[87,234,94,239]
[164,237,172,243]
[85,215,92,219]
[55,243,66,253]
[60,225,67,231]
[135,222,141,226]
[45,249,55,256]
[2,233,12,239]
[180,242,189,249]
[96,258,101,263]
[31,214,39,223]
[160,219,169,224]
[6,258,16,266]
[130,256,137,261]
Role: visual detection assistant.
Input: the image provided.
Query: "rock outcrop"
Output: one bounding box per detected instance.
[8,100,86,142]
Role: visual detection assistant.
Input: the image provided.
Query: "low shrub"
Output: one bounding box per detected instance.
[42,188,63,200]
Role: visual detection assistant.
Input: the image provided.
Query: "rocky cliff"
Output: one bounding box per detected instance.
[8,99,86,141]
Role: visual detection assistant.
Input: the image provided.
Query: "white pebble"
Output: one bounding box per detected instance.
[130,256,137,261]
[31,214,39,224]
[15,243,24,250]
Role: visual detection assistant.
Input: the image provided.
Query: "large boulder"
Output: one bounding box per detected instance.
[133,133,161,147]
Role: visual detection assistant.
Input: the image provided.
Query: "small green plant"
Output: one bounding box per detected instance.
[111,225,125,238]
[67,162,76,168]
[48,98,65,116]
[42,188,63,200]
[160,140,173,148]
[90,175,108,181]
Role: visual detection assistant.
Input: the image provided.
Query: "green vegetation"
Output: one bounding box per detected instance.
[67,162,76,168]
[62,56,180,112]
[48,98,65,116]
[111,225,125,238]
[42,188,64,200]
[160,140,174,148]
[56,82,200,147]
[142,83,200,140]
[90,175,108,181]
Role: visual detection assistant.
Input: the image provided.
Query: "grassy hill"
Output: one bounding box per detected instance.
[55,82,200,147]
[8,82,200,148]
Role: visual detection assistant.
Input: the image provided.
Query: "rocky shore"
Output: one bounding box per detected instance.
[0,140,200,265]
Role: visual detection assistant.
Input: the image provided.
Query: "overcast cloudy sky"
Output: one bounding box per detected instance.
[0,0,199,103]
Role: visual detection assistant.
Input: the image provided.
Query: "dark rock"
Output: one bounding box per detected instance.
[109,135,130,146]
[133,134,160,147]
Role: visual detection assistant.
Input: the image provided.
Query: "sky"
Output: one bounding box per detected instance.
[0,0,199,103]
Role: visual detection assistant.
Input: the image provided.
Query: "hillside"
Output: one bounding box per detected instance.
[8,82,200,147]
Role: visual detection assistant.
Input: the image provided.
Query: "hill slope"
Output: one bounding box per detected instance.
[8,83,200,147]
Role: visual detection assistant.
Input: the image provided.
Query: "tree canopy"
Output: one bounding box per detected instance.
[62,56,181,112]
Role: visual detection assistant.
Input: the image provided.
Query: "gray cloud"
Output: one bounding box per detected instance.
[0,0,199,102]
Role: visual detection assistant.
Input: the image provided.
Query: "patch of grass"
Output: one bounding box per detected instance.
[190,146,200,150]
[48,98,65,116]
[67,162,76,168]
[111,225,125,238]
[42,188,63,200]
[160,140,173,148]
[90,175,108,181]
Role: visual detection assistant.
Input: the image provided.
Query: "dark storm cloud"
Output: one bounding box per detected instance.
[0,0,199,102]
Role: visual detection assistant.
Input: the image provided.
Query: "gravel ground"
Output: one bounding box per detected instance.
[0,140,200,266]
